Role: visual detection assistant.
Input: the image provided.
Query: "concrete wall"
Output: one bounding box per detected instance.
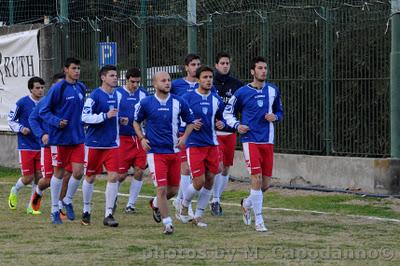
[0,132,19,168]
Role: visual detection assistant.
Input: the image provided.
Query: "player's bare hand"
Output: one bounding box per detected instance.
[107,109,118,119]
[120,117,129,126]
[141,138,151,151]
[237,124,250,134]
[21,127,30,135]
[265,113,277,122]
[193,119,203,131]
[176,136,186,149]
[59,119,68,128]
[41,134,49,145]
[215,120,225,130]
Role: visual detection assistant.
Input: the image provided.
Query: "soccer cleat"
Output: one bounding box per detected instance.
[8,187,17,210]
[31,191,42,211]
[27,205,42,215]
[178,204,192,224]
[192,217,207,227]
[81,212,91,226]
[149,198,161,223]
[241,198,252,226]
[210,202,223,216]
[163,224,174,235]
[103,214,119,227]
[51,211,63,224]
[62,201,76,220]
[59,209,67,220]
[124,205,136,214]
[255,222,268,232]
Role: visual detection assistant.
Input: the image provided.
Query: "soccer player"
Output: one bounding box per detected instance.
[7,77,45,214]
[81,65,122,227]
[29,73,72,218]
[134,71,199,234]
[211,52,243,216]
[223,56,284,232]
[177,66,225,227]
[171,54,201,217]
[116,68,148,213]
[39,57,87,224]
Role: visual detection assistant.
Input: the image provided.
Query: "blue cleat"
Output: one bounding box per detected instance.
[63,201,76,220]
[51,211,63,224]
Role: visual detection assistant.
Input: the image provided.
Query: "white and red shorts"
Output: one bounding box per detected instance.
[85,147,119,176]
[51,144,84,168]
[217,133,236,167]
[147,153,180,187]
[19,150,41,177]
[242,143,274,176]
[187,146,220,178]
[41,147,72,179]
[118,135,147,173]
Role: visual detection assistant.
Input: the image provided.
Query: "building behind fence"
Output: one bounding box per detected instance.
[0,0,391,157]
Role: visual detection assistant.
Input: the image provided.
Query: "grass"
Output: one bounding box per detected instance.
[1,166,400,265]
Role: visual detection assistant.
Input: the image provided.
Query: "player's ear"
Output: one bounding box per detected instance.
[250,69,255,76]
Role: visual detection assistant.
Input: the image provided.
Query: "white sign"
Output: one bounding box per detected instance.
[0,30,39,131]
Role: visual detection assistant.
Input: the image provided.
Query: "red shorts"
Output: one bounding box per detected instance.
[51,144,84,168]
[41,147,72,179]
[19,150,40,177]
[178,132,187,162]
[217,133,236,166]
[85,147,119,176]
[147,153,180,187]
[187,146,220,178]
[118,136,147,173]
[242,143,274,176]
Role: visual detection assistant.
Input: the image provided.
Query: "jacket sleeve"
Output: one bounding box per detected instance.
[81,97,107,124]
[29,106,45,138]
[39,87,63,127]
[223,93,241,129]
[273,89,284,122]
[7,102,23,133]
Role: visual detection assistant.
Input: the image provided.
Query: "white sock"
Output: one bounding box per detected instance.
[212,173,222,203]
[182,184,198,207]
[13,178,25,193]
[243,195,252,208]
[127,179,143,207]
[195,187,212,219]
[218,174,229,196]
[162,216,172,226]
[117,181,121,189]
[153,197,158,208]
[177,188,183,201]
[63,177,80,205]
[35,185,42,196]
[250,189,264,225]
[179,175,191,200]
[105,182,118,217]
[58,200,63,211]
[50,176,63,213]
[82,179,94,213]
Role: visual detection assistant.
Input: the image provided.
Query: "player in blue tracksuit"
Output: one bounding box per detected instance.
[7,76,44,214]
[81,65,123,227]
[115,68,149,214]
[134,71,200,234]
[171,54,201,217]
[39,57,87,224]
[178,66,226,227]
[223,56,284,232]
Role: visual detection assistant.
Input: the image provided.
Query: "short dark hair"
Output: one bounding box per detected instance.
[28,76,45,90]
[125,68,141,79]
[195,65,214,79]
[64,57,80,68]
[184,54,201,66]
[250,56,267,70]
[99,65,117,82]
[51,72,65,85]
[215,52,230,64]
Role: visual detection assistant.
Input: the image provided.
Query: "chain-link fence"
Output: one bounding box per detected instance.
[0,0,391,157]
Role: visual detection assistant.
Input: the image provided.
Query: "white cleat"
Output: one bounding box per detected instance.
[241,198,252,226]
[163,224,174,235]
[178,205,192,224]
[192,217,207,228]
[255,222,268,232]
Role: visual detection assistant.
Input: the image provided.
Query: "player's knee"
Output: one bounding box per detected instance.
[261,185,269,192]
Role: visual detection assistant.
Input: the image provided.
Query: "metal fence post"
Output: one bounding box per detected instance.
[140,0,148,88]
[261,12,270,78]
[59,0,69,58]
[8,0,14,25]
[322,7,333,155]
[206,19,214,66]
[391,0,400,158]
[187,0,197,54]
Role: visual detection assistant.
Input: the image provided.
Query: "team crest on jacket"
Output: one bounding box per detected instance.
[202,107,208,115]
[257,99,264,107]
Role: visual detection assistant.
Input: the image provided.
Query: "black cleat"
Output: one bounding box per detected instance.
[124,205,136,214]
[149,198,161,223]
[103,214,119,227]
[81,212,91,226]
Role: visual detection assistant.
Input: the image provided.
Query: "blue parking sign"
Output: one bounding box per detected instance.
[98,42,117,67]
